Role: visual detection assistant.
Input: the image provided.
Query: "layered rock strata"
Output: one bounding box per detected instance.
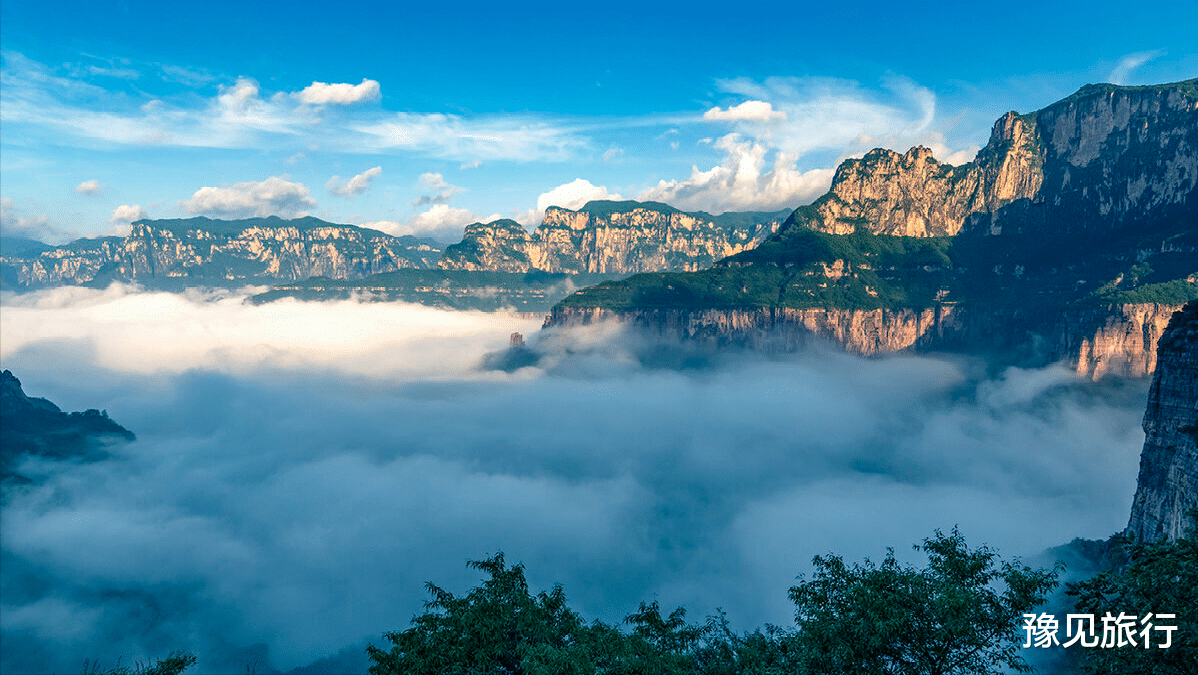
[789,81,1197,238]
[438,202,789,274]
[544,302,1185,379]
[2,217,443,287]
[1127,301,1198,541]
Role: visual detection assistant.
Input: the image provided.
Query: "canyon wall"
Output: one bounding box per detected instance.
[544,302,1185,379]
[1127,302,1198,541]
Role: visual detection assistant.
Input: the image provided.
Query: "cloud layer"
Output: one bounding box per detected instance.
[181,176,317,218]
[0,287,1147,673]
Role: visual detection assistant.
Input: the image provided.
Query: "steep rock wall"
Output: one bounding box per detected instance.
[2,217,442,287]
[788,81,1197,238]
[438,203,787,274]
[1127,302,1198,541]
[543,303,1184,379]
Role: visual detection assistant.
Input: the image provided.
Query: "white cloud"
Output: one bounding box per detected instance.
[1,54,589,163]
[1107,50,1165,85]
[414,172,464,205]
[515,179,623,225]
[537,178,621,212]
[602,147,624,161]
[363,204,496,243]
[638,134,833,213]
[326,166,382,197]
[460,160,482,170]
[707,75,941,159]
[353,113,587,162]
[75,180,101,195]
[181,176,317,218]
[703,100,786,122]
[109,204,147,223]
[296,78,381,106]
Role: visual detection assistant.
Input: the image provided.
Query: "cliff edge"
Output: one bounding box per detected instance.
[1127,301,1198,541]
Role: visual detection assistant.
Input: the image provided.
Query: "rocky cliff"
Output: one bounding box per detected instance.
[1,216,443,288]
[1127,301,1198,541]
[788,80,1197,238]
[1,370,135,484]
[547,81,1198,374]
[438,201,789,274]
[544,302,1183,378]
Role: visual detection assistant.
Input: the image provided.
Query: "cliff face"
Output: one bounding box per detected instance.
[438,201,789,274]
[1127,302,1198,541]
[544,303,1184,378]
[548,82,1198,374]
[789,81,1197,238]
[1,217,443,287]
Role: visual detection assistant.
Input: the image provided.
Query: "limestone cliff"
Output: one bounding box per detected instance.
[544,303,1184,378]
[438,201,789,274]
[1,216,443,287]
[1127,302,1198,541]
[548,81,1198,374]
[787,80,1197,238]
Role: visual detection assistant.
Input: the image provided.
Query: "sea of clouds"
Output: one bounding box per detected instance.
[0,285,1148,673]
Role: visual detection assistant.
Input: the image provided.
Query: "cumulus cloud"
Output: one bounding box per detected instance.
[3,53,588,162]
[181,176,317,218]
[515,178,622,225]
[0,197,59,242]
[296,78,381,105]
[364,204,496,242]
[75,180,101,195]
[706,75,940,159]
[326,166,382,197]
[638,134,833,213]
[1107,50,1165,85]
[703,100,786,122]
[413,172,464,205]
[108,204,146,223]
[0,288,1148,673]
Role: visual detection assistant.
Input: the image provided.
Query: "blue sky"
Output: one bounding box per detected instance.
[2,0,1195,244]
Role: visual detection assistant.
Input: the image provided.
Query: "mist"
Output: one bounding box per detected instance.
[0,286,1148,673]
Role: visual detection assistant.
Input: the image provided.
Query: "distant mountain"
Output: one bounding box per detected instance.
[0,216,444,288]
[438,201,791,274]
[0,370,135,484]
[548,80,1198,379]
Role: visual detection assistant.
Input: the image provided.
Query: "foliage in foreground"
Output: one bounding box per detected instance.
[1067,519,1198,675]
[81,651,196,675]
[368,529,1059,675]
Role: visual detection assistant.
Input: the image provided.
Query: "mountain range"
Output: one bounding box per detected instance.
[2,79,1195,375]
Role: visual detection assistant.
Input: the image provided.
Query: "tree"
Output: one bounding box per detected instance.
[367,553,609,675]
[787,528,1060,675]
[1067,518,1197,675]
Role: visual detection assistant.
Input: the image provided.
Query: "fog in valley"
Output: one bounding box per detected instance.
[0,286,1149,673]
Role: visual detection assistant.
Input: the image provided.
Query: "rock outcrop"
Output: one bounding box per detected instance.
[0,370,135,484]
[547,81,1198,374]
[1,217,443,287]
[438,201,789,274]
[1127,302,1198,541]
[544,302,1184,378]
[790,81,1197,238]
